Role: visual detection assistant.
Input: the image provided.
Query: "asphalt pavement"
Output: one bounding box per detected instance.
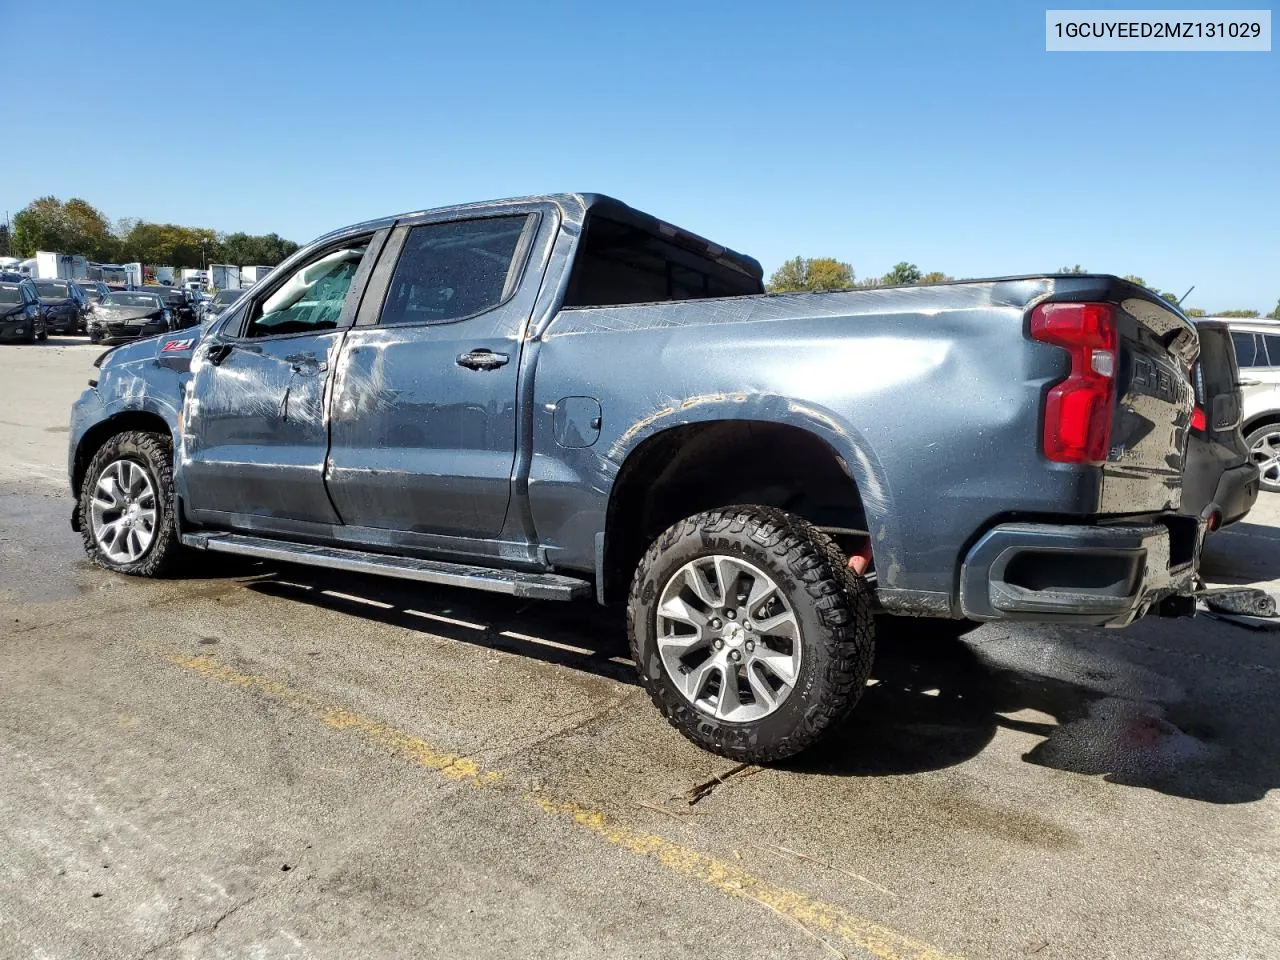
[1,339,1278,960]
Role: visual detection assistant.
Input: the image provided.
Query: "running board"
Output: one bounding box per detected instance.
[181,533,592,601]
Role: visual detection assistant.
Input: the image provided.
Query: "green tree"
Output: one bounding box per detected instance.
[1057,264,1087,274]
[882,262,922,286]
[919,271,951,284]
[0,223,10,257]
[1216,309,1260,318]
[1185,308,1206,318]
[11,196,72,256]
[1160,292,1179,304]
[767,256,855,293]
[1122,274,1147,287]
[1268,300,1280,320]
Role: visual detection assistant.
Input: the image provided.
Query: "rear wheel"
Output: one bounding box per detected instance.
[628,506,875,762]
[78,430,182,577]
[1246,424,1280,493]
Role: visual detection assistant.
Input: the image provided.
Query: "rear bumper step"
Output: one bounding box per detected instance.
[181,533,592,601]
[959,516,1202,627]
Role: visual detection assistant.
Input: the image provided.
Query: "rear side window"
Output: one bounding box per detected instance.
[1264,335,1280,368]
[563,215,763,307]
[378,216,529,327]
[1231,331,1259,367]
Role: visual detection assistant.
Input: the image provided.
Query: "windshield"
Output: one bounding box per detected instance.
[34,281,70,299]
[0,286,21,304]
[81,285,105,300]
[102,293,162,309]
[212,289,244,305]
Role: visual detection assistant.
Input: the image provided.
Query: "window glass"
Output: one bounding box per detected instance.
[1231,331,1259,367]
[378,216,528,327]
[1263,335,1280,369]
[563,214,763,307]
[0,287,20,304]
[246,243,368,338]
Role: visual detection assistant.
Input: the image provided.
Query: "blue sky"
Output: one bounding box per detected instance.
[3,0,1276,312]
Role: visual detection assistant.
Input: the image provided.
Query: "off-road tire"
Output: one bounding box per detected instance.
[78,430,182,577]
[628,505,875,762]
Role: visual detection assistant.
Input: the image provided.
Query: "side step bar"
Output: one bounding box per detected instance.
[181,533,592,602]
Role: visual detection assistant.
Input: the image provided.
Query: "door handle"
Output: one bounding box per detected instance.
[456,349,510,371]
[206,344,233,366]
[1238,378,1262,387]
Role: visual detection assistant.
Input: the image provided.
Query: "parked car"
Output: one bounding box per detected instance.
[1226,318,1280,493]
[78,280,112,305]
[32,279,90,333]
[199,286,244,322]
[85,291,172,344]
[67,193,1204,762]
[1179,319,1259,526]
[141,284,197,328]
[0,280,47,343]
[0,271,26,283]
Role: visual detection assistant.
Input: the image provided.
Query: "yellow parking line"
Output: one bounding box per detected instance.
[167,652,963,960]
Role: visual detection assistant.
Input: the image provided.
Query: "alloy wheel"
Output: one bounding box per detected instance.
[655,554,803,723]
[90,459,158,564]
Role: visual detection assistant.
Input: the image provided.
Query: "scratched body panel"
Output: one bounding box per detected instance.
[68,193,1198,621]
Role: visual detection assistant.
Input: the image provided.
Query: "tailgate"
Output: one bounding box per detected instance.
[1099,288,1198,513]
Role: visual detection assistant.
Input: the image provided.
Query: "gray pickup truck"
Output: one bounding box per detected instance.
[68,193,1203,761]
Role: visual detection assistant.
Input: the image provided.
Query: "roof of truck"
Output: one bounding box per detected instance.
[311,193,764,281]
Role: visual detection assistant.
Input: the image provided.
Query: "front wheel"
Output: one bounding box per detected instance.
[1246,424,1280,493]
[78,430,182,577]
[628,506,875,762]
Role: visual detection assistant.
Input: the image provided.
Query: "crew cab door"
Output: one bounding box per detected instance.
[325,209,547,538]
[181,232,385,527]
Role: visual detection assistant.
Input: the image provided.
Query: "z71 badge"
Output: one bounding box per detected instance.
[161,338,195,352]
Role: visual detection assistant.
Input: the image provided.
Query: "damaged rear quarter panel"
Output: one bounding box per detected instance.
[529,280,1095,603]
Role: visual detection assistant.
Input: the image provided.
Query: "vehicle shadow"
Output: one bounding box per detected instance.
[235,563,1280,805]
[792,617,1280,805]
[1201,521,1280,585]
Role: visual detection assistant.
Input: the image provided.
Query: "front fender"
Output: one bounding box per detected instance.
[67,337,194,494]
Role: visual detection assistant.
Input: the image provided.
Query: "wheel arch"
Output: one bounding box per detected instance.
[600,416,896,603]
[1243,411,1280,436]
[72,409,176,496]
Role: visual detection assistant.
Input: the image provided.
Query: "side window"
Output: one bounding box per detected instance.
[244,241,369,338]
[1231,331,1258,367]
[1264,335,1280,369]
[378,216,529,327]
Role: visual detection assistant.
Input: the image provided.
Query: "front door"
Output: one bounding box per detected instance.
[326,212,544,538]
[181,233,384,527]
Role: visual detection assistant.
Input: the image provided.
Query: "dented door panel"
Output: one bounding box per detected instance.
[182,331,346,524]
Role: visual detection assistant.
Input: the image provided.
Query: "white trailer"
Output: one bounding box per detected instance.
[153,266,175,285]
[34,251,89,280]
[239,265,274,286]
[207,264,240,291]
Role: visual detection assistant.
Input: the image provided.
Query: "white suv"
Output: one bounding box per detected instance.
[1226,318,1280,493]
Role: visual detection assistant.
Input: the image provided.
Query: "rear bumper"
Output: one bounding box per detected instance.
[1213,461,1260,527]
[959,515,1202,627]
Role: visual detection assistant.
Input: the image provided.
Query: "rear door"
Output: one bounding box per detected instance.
[181,231,385,528]
[1233,328,1280,423]
[325,208,548,539]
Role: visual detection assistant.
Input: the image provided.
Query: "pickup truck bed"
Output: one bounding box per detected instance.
[67,193,1203,761]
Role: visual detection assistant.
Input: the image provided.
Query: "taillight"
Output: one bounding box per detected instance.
[1190,407,1207,432]
[1030,302,1117,464]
